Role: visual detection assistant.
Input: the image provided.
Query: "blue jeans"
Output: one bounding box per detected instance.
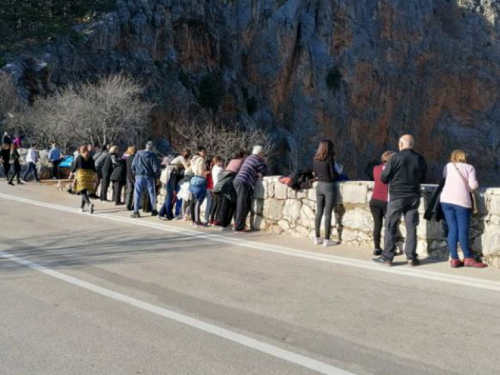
[22,162,39,181]
[189,176,207,223]
[134,176,156,213]
[159,177,178,219]
[441,203,472,259]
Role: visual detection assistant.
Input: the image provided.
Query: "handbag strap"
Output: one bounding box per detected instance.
[452,163,471,193]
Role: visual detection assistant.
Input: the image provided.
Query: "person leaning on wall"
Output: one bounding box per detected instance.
[440,150,487,268]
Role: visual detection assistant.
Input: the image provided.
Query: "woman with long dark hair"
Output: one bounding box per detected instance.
[72,145,96,214]
[313,140,338,247]
[7,144,22,185]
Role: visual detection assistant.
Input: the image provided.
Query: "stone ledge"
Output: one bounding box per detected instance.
[251,178,500,268]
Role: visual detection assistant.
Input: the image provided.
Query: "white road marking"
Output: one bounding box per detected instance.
[0,250,353,375]
[1,192,500,293]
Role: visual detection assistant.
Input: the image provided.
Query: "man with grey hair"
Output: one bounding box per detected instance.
[131,141,160,218]
[373,134,427,266]
[233,145,268,232]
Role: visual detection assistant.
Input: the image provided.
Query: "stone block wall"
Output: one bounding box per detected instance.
[157,177,500,268]
[251,178,500,268]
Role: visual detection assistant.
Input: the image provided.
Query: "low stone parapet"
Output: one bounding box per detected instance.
[252,178,500,268]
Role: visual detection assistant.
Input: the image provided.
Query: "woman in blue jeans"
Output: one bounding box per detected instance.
[189,147,209,227]
[313,140,338,247]
[440,150,487,268]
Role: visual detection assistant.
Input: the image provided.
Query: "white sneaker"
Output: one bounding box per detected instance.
[79,208,85,213]
[323,239,337,247]
[314,237,323,245]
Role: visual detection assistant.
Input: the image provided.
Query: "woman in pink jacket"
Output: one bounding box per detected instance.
[440,150,486,268]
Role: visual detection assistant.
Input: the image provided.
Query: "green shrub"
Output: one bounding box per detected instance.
[0,0,116,50]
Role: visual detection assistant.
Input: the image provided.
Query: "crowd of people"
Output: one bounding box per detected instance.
[0,130,488,269]
[66,141,269,235]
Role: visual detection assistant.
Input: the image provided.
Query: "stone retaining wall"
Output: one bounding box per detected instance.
[248,178,500,268]
[156,177,500,268]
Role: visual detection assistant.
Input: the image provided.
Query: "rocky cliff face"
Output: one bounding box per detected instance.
[3,0,500,182]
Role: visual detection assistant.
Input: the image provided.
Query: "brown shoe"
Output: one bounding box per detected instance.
[450,259,464,268]
[464,258,488,268]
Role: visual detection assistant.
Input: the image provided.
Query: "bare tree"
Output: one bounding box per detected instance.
[169,119,274,164]
[61,75,153,146]
[6,75,152,149]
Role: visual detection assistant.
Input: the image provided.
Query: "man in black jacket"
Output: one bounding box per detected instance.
[373,134,427,266]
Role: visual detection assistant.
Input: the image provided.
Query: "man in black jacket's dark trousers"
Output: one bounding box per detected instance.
[373,134,427,266]
[125,153,136,210]
[100,152,113,202]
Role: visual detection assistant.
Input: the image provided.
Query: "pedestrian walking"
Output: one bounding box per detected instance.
[233,146,267,233]
[1,131,12,146]
[312,140,338,247]
[189,147,209,227]
[1,143,11,179]
[131,141,160,218]
[124,146,137,211]
[72,145,96,214]
[22,143,40,182]
[440,150,487,268]
[373,135,427,266]
[48,142,62,179]
[369,151,394,256]
[7,144,22,185]
[12,134,23,149]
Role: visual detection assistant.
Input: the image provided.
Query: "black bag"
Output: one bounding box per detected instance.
[424,179,445,222]
[287,171,315,191]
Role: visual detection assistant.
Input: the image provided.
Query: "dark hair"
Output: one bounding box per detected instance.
[234,150,245,159]
[197,146,207,153]
[314,139,335,161]
[381,151,394,164]
[182,149,191,158]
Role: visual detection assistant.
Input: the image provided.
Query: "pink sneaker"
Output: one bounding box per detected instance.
[450,259,464,268]
[464,258,488,268]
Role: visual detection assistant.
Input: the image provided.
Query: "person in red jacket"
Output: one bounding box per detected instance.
[370,151,394,256]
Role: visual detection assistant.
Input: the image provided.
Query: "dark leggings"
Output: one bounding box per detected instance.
[210,194,221,222]
[80,189,92,209]
[9,163,21,183]
[369,199,387,250]
[315,182,336,240]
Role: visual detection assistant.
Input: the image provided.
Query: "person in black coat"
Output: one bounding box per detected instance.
[100,146,116,201]
[110,149,127,205]
[0,143,11,179]
[124,146,136,210]
[7,144,22,185]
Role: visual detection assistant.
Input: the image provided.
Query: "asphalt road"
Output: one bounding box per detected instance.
[0,184,499,375]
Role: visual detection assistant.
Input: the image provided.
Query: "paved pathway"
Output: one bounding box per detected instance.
[1,183,499,375]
